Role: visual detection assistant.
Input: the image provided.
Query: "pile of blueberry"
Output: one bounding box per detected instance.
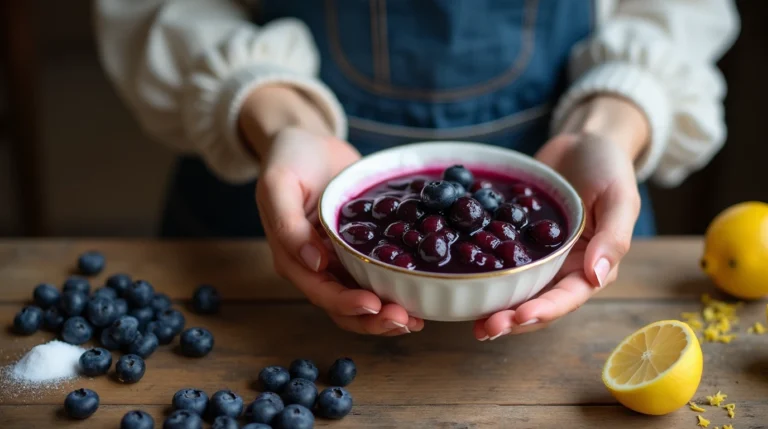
[338,165,567,273]
[61,357,357,428]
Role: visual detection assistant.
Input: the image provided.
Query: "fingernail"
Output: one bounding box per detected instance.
[355,307,379,315]
[593,258,610,288]
[520,318,539,327]
[489,328,512,341]
[384,320,410,333]
[478,335,490,342]
[300,244,322,272]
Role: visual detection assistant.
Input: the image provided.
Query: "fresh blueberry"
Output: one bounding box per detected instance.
[495,203,528,229]
[443,165,474,190]
[127,332,159,359]
[126,280,155,308]
[155,309,186,335]
[64,388,99,419]
[280,378,317,409]
[78,251,105,276]
[59,291,88,317]
[401,230,424,248]
[113,298,129,317]
[43,306,65,332]
[209,390,244,419]
[106,273,132,297]
[33,283,60,309]
[328,358,357,386]
[120,410,155,429]
[242,424,271,429]
[79,347,112,377]
[99,327,121,350]
[61,316,93,345]
[274,404,314,429]
[371,243,403,263]
[110,315,141,345]
[396,198,426,223]
[339,222,378,245]
[145,320,176,345]
[392,253,416,270]
[472,231,501,251]
[179,327,214,357]
[495,240,532,268]
[173,388,209,415]
[341,198,373,221]
[289,359,318,382]
[487,220,518,241]
[211,416,239,429]
[63,276,91,295]
[13,306,43,335]
[163,410,203,429]
[448,181,467,196]
[92,287,118,301]
[259,366,291,393]
[191,285,220,314]
[473,188,504,212]
[317,386,353,419]
[448,197,487,233]
[130,306,155,331]
[420,181,458,211]
[417,233,450,265]
[116,354,146,384]
[246,392,284,424]
[371,196,400,222]
[150,293,172,314]
[526,219,565,247]
[86,296,118,328]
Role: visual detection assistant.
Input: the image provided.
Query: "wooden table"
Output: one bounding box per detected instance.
[0,238,766,428]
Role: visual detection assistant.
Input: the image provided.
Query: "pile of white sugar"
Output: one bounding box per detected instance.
[1,340,84,396]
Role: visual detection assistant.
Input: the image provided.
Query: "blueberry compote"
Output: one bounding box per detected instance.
[337,165,567,274]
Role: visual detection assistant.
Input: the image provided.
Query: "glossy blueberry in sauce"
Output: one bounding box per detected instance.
[337,165,567,273]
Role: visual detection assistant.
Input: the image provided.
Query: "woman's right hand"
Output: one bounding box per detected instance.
[239,86,423,336]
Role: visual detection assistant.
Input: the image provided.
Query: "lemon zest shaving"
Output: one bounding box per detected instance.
[749,322,765,334]
[689,402,707,412]
[697,415,711,427]
[724,403,735,418]
[722,425,734,429]
[717,334,736,344]
[707,391,728,406]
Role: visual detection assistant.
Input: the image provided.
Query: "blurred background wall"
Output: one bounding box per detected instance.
[0,0,765,237]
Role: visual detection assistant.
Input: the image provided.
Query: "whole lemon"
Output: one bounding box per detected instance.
[701,201,768,299]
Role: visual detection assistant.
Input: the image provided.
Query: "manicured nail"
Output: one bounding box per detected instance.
[384,320,410,333]
[356,307,380,315]
[300,244,322,272]
[520,318,539,327]
[593,258,610,288]
[478,335,490,342]
[489,328,512,341]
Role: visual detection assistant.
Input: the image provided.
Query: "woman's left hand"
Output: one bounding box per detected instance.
[473,95,649,340]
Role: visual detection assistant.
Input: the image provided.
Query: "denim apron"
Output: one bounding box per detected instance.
[160,0,656,238]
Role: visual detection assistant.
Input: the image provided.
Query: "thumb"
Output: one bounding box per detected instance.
[257,166,329,273]
[583,183,640,288]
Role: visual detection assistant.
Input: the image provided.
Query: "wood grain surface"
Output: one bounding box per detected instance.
[0,238,766,428]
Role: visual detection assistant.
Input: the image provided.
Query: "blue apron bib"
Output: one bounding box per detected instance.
[160,0,656,238]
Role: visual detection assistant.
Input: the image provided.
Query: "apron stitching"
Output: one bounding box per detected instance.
[325,0,539,102]
[369,0,382,82]
[378,0,391,83]
[348,103,551,140]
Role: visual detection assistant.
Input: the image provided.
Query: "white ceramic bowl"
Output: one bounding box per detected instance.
[319,142,585,322]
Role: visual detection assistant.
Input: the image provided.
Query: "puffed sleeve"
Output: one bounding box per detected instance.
[551,0,740,186]
[94,0,347,183]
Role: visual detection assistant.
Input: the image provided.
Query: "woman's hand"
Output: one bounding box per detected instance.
[240,86,423,336]
[473,95,649,340]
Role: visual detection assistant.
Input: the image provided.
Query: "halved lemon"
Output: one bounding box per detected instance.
[602,320,703,415]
